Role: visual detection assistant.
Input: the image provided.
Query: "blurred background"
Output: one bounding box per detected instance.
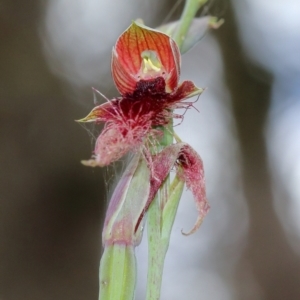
[1,0,300,299]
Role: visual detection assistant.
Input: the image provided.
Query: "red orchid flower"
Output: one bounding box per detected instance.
[79,22,203,167]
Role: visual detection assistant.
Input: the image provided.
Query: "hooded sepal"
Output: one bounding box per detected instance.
[112,21,181,95]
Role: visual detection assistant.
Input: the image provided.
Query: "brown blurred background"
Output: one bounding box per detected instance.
[0,1,106,299]
[1,0,300,299]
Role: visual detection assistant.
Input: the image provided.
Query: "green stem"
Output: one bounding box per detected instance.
[146,177,185,300]
[173,0,208,49]
[99,244,136,300]
[146,1,208,299]
[146,195,166,300]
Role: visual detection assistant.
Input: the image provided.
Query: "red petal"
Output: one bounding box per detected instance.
[112,22,180,95]
[76,99,123,123]
[84,122,149,167]
[134,144,182,231]
[177,144,209,235]
[94,126,133,166]
[134,143,209,234]
[169,80,204,104]
[153,143,209,235]
[111,49,138,96]
[167,39,181,91]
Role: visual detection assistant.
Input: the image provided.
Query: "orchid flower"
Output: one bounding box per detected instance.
[79,19,209,233]
[79,22,203,167]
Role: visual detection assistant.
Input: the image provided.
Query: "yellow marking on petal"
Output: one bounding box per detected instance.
[142,57,161,73]
[75,115,97,123]
[81,159,99,167]
[141,50,162,74]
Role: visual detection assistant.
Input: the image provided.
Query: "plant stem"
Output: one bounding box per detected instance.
[173,0,208,49]
[99,244,136,300]
[146,177,184,300]
[146,1,208,299]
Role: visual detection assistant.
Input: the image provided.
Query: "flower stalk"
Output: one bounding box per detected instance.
[146,176,184,300]
[173,0,208,50]
[99,244,136,300]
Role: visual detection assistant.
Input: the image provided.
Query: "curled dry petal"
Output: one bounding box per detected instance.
[135,142,209,235]
[177,144,209,235]
[112,21,181,95]
[156,143,208,235]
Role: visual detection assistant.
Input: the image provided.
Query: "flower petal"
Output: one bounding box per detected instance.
[169,80,204,103]
[112,21,180,95]
[134,142,209,234]
[111,49,138,96]
[83,121,149,167]
[177,144,209,235]
[94,126,135,166]
[76,102,114,123]
[134,144,182,232]
[155,143,209,235]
